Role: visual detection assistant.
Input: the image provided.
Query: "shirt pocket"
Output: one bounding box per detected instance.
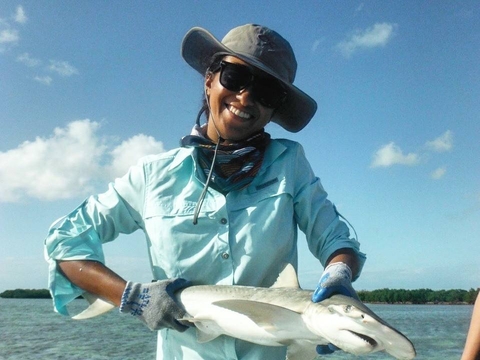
[228,176,292,212]
[142,199,221,278]
[143,198,202,243]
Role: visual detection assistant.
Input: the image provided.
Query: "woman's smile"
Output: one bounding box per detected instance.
[227,104,253,120]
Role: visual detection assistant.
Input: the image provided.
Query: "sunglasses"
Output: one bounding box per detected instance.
[212,61,288,109]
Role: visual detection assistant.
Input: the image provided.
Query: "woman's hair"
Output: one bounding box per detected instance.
[197,55,223,124]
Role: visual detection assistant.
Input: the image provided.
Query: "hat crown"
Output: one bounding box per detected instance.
[221,24,297,83]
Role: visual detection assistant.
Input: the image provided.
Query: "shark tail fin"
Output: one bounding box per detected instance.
[72,293,116,320]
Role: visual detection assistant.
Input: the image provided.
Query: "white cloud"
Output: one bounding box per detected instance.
[425,130,453,152]
[431,166,447,180]
[0,6,26,50]
[337,22,397,58]
[48,60,79,77]
[311,38,326,53]
[0,120,165,203]
[0,6,24,51]
[17,52,41,67]
[14,6,27,24]
[371,142,419,168]
[354,3,365,15]
[34,75,53,85]
[17,54,79,84]
[108,134,165,179]
[0,28,19,44]
[0,120,104,202]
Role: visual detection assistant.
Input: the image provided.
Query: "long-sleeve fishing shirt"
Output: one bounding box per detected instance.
[44,138,366,360]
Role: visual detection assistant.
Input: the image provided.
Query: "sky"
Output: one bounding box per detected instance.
[1,1,479,293]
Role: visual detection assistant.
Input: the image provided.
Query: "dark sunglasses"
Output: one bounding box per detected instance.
[211,61,288,109]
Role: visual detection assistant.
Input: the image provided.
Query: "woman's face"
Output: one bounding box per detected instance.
[205,56,275,143]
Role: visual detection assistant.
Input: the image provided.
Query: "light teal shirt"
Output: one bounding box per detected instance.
[45,138,365,360]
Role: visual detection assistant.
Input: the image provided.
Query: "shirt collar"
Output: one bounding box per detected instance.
[167,147,195,171]
[258,139,288,175]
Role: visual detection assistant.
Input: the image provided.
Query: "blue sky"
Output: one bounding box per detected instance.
[1,1,479,293]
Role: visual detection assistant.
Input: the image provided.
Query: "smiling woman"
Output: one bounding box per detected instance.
[44,23,366,360]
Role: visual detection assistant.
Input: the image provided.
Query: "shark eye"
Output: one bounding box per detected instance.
[344,305,352,313]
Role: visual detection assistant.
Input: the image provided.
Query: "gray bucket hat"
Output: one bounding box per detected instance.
[181,24,317,133]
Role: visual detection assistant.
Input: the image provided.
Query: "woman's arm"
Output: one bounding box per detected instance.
[58,260,126,306]
[461,292,480,360]
[326,248,360,280]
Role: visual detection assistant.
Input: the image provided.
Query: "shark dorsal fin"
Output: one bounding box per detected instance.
[271,263,300,289]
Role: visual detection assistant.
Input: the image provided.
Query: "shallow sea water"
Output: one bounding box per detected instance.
[0,299,473,359]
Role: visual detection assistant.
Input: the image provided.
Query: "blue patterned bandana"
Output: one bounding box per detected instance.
[181,126,270,194]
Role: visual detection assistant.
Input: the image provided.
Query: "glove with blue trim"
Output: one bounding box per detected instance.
[119,278,191,332]
[316,343,340,354]
[312,262,359,355]
[312,262,359,302]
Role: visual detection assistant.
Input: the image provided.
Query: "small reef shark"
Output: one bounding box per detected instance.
[72,264,416,360]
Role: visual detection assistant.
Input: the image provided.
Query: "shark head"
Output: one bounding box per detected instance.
[304,295,416,360]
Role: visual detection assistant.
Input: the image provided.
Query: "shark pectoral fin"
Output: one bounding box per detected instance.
[212,300,302,332]
[286,341,318,360]
[72,294,115,320]
[181,316,223,343]
[195,326,222,343]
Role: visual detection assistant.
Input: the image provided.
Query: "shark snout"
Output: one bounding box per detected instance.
[306,304,385,354]
[323,303,415,359]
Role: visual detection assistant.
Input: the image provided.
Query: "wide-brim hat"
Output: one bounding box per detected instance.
[181,24,317,133]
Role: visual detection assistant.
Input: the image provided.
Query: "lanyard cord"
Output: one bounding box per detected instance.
[192,139,220,225]
[192,99,223,225]
[334,205,359,242]
[192,81,225,225]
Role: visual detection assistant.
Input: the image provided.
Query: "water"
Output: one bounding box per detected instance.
[0,299,473,359]
[0,299,156,360]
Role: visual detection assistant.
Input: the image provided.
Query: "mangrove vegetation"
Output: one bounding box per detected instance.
[0,289,51,299]
[1,288,478,304]
[358,288,478,304]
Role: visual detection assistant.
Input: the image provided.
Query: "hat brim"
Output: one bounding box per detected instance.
[181,27,317,133]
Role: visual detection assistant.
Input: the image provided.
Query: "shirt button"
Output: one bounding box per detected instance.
[222,252,230,259]
[220,218,228,225]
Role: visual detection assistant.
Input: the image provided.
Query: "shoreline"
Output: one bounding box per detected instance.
[1,288,477,305]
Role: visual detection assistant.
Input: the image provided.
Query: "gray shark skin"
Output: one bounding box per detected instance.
[72,265,416,360]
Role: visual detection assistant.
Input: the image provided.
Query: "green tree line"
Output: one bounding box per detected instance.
[1,288,479,304]
[358,288,479,304]
[0,289,51,299]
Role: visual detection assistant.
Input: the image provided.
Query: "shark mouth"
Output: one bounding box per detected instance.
[349,331,378,348]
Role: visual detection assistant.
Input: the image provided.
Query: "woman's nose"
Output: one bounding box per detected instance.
[237,86,255,106]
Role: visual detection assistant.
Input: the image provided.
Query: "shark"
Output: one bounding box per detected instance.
[72,264,416,360]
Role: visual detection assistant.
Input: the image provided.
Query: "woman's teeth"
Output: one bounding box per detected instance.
[228,105,252,119]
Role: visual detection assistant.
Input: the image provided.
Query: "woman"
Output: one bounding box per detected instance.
[45,24,366,359]
[461,292,480,360]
